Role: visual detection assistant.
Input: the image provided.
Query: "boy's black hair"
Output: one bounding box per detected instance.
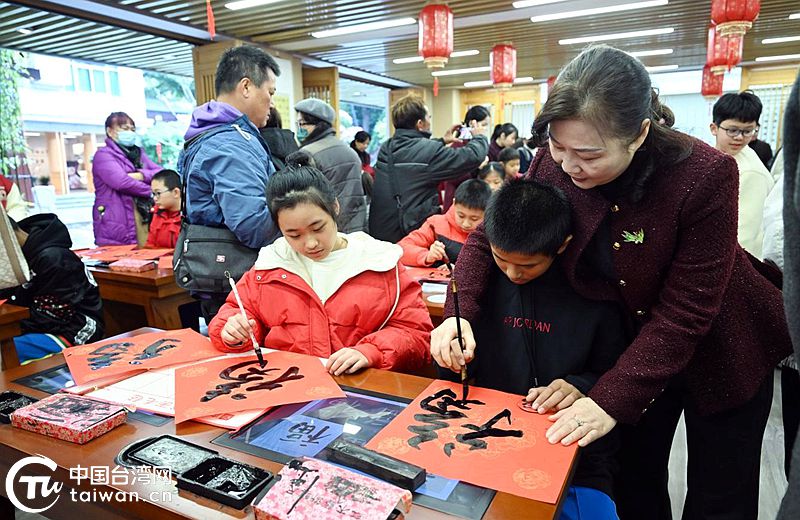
[478,162,505,180]
[498,147,520,163]
[152,169,181,191]
[484,179,572,256]
[267,151,338,224]
[712,91,763,126]
[453,179,492,211]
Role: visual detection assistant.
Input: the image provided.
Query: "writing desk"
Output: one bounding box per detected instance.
[87,266,195,336]
[0,336,571,519]
[0,304,29,370]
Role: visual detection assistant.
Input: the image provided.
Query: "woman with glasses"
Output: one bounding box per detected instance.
[710,92,775,259]
[92,112,162,246]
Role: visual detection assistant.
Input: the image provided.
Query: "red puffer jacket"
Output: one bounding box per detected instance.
[398,205,470,267]
[209,234,432,372]
[145,208,181,248]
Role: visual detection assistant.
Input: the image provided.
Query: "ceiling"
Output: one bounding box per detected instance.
[1,0,798,88]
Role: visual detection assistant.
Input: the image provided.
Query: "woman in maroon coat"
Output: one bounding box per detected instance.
[431,45,791,520]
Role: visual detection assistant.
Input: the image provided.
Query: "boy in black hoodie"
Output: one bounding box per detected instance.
[443,179,627,518]
[1,214,104,364]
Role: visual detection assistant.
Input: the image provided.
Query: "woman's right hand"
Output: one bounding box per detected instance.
[221,314,256,346]
[431,317,476,372]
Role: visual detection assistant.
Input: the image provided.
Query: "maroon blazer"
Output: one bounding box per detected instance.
[447,139,791,424]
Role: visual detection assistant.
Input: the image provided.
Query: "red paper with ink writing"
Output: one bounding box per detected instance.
[64,329,221,385]
[366,380,578,504]
[173,352,345,424]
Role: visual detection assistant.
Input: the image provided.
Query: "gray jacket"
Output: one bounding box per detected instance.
[369,129,488,243]
[301,129,367,233]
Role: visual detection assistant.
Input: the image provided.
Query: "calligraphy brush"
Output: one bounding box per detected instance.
[445,261,469,401]
[225,271,265,368]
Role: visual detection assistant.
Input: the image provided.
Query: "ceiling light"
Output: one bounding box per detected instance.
[790,13,800,20]
[463,76,536,88]
[755,54,800,62]
[311,18,416,39]
[559,27,674,45]
[645,64,679,73]
[17,28,33,35]
[629,48,674,57]
[392,49,479,65]
[762,36,800,45]
[432,66,491,77]
[225,0,283,10]
[513,0,568,8]
[531,1,667,23]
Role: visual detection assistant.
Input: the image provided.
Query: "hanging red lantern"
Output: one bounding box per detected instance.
[702,64,724,99]
[546,75,557,93]
[491,44,516,90]
[707,25,743,74]
[711,0,760,37]
[418,1,453,69]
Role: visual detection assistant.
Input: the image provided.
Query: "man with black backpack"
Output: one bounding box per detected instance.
[176,45,282,322]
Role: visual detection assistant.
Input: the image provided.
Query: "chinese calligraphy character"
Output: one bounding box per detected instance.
[87,342,133,370]
[407,388,484,449]
[201,360,305,402]
[281,422,332,447]
[129,338,179,365]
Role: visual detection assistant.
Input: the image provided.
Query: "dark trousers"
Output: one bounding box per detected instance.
[782,367,800,477]
[615,373,773,520]
[195,293,228,325]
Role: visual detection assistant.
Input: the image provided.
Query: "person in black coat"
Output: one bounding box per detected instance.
[778,71,800,520]
[749,136,774,169]
[1,214,104,363]
[369,94,489,243]
[260,105,299,171]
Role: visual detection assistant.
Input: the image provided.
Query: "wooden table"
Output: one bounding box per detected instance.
[0,346,571,519]
[422,290,445,326]
[0,304,29,370]
[88,266,195,336]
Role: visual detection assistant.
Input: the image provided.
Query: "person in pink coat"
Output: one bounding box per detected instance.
[92,112,162,245]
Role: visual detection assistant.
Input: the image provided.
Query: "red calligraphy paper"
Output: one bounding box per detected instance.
[173,352,345,424]
[366,380,577,504]
[74,244,137,262]
[403,266,451,284]
[157,256,173,270]
[64,329,221,386]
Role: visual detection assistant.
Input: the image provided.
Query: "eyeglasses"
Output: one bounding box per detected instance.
[151,190,169,199]
[718,125,758,138]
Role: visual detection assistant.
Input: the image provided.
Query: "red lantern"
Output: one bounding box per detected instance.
[711,0,760,37]
[418,1,453,69]
[707,25,743,74]
[491,44,516,89]
[546,75,556,93]
[702,64,724,99]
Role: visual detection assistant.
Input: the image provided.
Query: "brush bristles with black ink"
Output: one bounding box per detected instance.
[446,262,469,401]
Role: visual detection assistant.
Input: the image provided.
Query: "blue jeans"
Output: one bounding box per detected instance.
[560,486,618,520]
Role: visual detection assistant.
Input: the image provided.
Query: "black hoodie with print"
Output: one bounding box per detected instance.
[1,214,104,344]
[442,258,628,497]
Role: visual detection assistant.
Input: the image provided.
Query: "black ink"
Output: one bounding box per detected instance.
[200,360,305,402]
[456,409,523,450]
[407,388,484,449]
[287,460,319,494]
[87,342,133,370]
[129,338,179,365]
[31,396,112,423]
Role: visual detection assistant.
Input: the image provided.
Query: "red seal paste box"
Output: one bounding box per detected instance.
[11,394,127,444]
[254,458,412,520]
[109,258,156,273]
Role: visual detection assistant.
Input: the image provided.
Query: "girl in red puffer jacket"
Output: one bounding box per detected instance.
[209,154,432,376]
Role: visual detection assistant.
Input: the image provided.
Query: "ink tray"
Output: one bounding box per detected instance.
[176,456,273,509]
[0,391,38,424]
[10,394,127,444]
[117,435,273,509]
[126,435,218,474]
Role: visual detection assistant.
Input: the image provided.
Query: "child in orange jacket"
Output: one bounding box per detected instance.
[209,155,432,375]
[398,179,492,267]
[145,169,181,248]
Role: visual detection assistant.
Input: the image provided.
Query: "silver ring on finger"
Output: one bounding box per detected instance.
[572,416,584,428]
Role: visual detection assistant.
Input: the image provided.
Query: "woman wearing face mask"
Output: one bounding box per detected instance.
[431,45,791,520]
[92,112,162,246]
[295,99,367,233]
